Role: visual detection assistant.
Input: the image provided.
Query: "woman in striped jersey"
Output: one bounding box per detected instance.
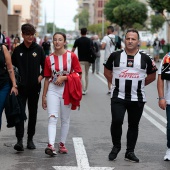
[42,32,82,156]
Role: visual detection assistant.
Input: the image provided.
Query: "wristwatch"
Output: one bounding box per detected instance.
[13,85,18,88]
[158,97,165,100]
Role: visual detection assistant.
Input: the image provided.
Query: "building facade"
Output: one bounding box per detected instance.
[94,0,108,24]
[0,0,8,33]
[7,0,42,38]
[8,0,41,27]
[77,0,95,25]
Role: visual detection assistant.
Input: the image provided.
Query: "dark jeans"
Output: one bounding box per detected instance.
[15,85,40,140]
[0,82,10,129]
[110,98,145,152]
[166,105,170,148]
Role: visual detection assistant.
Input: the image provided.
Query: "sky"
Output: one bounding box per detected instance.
[41,0,78,30]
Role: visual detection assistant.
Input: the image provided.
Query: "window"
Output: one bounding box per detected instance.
[98,0,103,8]
[98,10,102,17]
[13,5,22,15]
[14,10,21,14]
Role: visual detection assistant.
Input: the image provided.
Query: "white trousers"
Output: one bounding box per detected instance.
[47,87,71,146]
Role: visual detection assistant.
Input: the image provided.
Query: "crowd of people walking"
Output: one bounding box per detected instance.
[0,23,170,164]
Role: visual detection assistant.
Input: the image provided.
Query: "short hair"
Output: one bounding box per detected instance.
[21,23,36,35]
[53,32,66,42]
[80,28,87,35]
[107,26,114,32]
[125,28,140,40]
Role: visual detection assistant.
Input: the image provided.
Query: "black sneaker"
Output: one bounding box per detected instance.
[14,140,24,151]
[27,140,36,149]
[108,147,121,161]
[125,152,139,163]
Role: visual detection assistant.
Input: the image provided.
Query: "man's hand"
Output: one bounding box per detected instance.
[158,99,166,110]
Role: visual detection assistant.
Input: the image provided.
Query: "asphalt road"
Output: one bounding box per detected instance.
[0,50,170,170]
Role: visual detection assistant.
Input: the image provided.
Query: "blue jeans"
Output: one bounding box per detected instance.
[166,105,170,148]
[0,82,10,129]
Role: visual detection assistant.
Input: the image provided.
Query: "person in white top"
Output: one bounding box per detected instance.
[157,53,170,161]
[101,26,116,95]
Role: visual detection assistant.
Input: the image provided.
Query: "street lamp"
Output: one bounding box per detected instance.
[53,0,55,35]
[102,0,105,37]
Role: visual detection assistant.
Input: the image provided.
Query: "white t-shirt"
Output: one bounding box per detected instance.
[101,34,115,62]
[158,59,170,104]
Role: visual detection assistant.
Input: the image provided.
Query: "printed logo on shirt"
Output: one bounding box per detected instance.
[32,52,37,57]
[20,53,23,56]
[119,69,139,78]
[128,61,133,67]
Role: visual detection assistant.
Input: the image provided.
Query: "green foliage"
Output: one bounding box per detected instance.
[46,23,56,33]
[147,0,170,14]
[132,23,144,31]
[87,21,110,38]
[104,0,147,30]
[74,9,89,29]
[150,14,165,33]
[104,0,133,24]
[46,23,66,34]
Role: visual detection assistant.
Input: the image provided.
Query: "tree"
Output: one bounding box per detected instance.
[147,0,170,14]
[104,0,147,30]
[150,14,165,33]
[46,23,56,34]
[147,0,170,42]
[74,9,89,29]
[87,21,110,38]
[46,23,66,34]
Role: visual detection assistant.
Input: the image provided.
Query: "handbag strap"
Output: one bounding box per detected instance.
[108,36,115,46]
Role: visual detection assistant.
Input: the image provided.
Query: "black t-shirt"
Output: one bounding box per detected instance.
[73,37,92,61]
[42,41,51,51]
[0,45,10,89]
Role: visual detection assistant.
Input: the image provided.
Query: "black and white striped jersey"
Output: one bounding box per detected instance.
[104,50,157,102]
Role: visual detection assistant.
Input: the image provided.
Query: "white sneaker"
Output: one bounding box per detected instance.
[164,149,170,161]
[82,90,87,95]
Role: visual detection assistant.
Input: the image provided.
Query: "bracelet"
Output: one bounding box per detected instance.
[13,85,18,88]
[158,97,165,100]
[42,95,46,97]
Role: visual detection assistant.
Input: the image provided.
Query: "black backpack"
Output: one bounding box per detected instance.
[115,35,121,50]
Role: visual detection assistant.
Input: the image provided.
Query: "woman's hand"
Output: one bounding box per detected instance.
[42,96,47,110]
[55,76,65,86]
[38,75,43,83]
[11,86,18,95]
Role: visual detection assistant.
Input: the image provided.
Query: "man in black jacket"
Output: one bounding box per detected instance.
[12,23,45,151]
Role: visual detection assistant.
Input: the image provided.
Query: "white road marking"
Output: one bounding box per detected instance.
[53,138,114,170]
[143,111,166,134]
[144,105,167,124]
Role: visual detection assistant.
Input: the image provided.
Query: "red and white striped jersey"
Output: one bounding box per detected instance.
[44,50,81,78]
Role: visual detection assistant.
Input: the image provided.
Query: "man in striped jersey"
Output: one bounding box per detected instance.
[157,53,170,161]
[104,29,157,163]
